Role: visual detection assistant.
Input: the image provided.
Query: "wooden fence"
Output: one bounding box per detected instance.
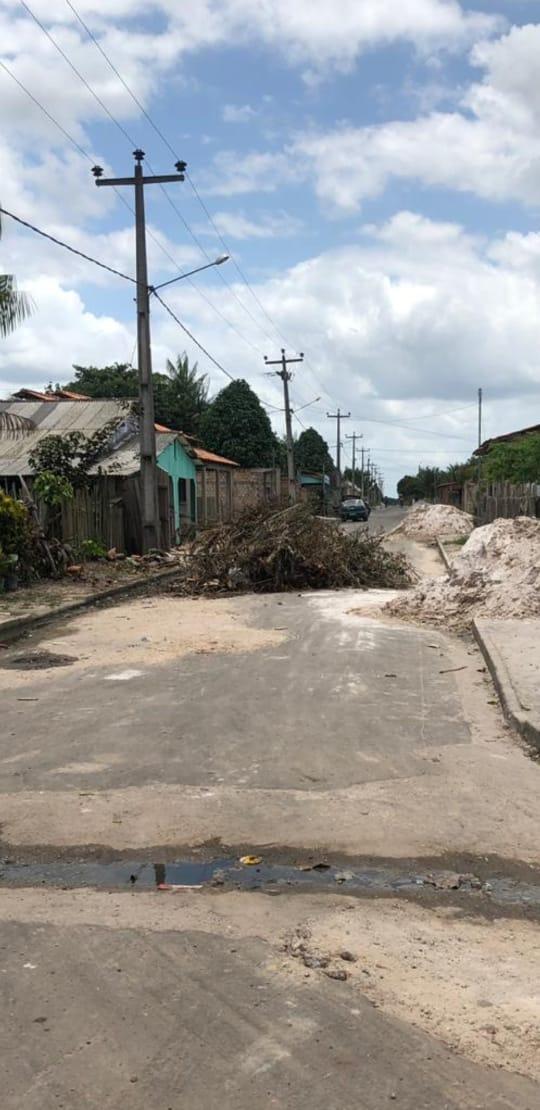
[462,480,539,525]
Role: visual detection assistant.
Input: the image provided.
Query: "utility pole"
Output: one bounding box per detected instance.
[478,387,483,450]
[327,408,351,484]
[345,432,362,493]
[264,349,304,501]
[92,150,186,552]
[360,444,365,498]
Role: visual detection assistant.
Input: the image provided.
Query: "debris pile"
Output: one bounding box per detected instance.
[398,501,474,542]
[388,516,540,629]
[173,503,412,594]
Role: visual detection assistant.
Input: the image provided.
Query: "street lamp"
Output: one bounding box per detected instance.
[151,254,229,293]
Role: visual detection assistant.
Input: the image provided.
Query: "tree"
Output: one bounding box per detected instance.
[62,354,209,435]
[0,212,32,337]
[294,427,334,474]
[158,354,209,434]
[199,379,277,467]
[397,475,422,503]
[63,362,138,399]
[28,420,122,490]
[483,434,540,483]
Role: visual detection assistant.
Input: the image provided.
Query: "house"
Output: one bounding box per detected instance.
[11,387,91,401]
[475,423,540,456]
[0,398,198,550]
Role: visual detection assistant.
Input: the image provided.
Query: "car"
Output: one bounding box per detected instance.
[340,497,370,522]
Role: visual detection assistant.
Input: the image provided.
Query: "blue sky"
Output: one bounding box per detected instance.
[2,0,540,492]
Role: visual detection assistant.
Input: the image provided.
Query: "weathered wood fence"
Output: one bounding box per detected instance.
[462,480,539,524]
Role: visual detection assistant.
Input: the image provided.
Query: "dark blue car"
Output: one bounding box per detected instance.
[340,498,370,522]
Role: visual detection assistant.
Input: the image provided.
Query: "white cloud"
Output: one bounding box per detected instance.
[222,103,257,123]
[197,209,303,240]
[278,23,540,211]
[0,277,133,392]
[4,210,540,492]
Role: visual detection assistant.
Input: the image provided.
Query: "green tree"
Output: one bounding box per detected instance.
[0,212,32,337]
[294,427,334,474]
[484,435,540,483]
[64,362,138,399]
[199,379,277,467]
[158,354,209,434]
[63,354,209,435]
[397,475,422,502]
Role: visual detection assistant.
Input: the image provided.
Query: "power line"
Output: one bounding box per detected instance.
[62,0,307,355]
[63,0,293,342]
[17,0,273,359]
[377,402,477,425]
[151,291,235,382]
[0,205,136,284]
[0,52,265,362]
[57,0,287,350]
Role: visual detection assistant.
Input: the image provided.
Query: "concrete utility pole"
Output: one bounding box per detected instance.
[345,431,362,492]
[327,408,351,483]
[264,349,304,501]
[92,150,186,552]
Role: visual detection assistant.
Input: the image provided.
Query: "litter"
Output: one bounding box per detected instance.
[239,855,263,866]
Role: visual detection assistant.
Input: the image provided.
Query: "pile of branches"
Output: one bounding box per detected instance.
[174,503,412,594]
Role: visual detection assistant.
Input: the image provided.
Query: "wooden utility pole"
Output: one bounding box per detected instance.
[478,387,483,449]
[345,431,362,492]
[360,444,365,497]
[92,150,186,552]
[264,349,304,501]
[327,408,351,483]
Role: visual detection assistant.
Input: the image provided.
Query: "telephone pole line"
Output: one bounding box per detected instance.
[345,431,363,492]
[360,444,365,497]
[92,149,186,552]
[327,408,351,483]
[264,349,304,501]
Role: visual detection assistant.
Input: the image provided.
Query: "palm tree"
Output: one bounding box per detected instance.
[0,212,32,337]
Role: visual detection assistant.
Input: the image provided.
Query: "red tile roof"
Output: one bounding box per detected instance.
[194,446,238,467]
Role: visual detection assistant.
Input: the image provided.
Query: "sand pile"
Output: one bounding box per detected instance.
[399,502,474,541]
[388,516,540,629]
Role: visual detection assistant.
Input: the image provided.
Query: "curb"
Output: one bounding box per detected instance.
[0,565,182,645]
[436,538,452,571]
[473,618,540,752]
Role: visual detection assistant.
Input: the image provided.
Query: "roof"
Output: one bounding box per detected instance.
[0,399,134,476]
[475,423,540,456]
[90,431,182,476]
[194,446,239,467]
[11,387,91,401]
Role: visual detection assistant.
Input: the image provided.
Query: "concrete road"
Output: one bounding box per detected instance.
[1,587,540,1106]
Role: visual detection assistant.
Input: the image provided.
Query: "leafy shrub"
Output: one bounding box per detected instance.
[0,490,35,580]
[80,538,107,560]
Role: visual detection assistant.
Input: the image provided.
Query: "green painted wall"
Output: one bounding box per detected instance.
[157,438,197,538]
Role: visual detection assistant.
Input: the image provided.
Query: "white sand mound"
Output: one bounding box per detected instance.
[400,501,474,541]
[388,516,540,629]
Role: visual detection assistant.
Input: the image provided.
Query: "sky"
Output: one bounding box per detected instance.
[2,1,540,493]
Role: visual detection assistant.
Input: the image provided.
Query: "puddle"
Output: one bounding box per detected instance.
[0,650,77,670]
[1,857,539,908]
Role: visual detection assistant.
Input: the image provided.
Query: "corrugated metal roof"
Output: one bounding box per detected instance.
[194,447,238,467]
[90,432,181,476]
[0,399,133,476]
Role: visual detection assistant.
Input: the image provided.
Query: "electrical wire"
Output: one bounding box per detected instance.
[151,290,235,381]
[62,0,303,353]
[16,0,273,359]
[0,205,137,284]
